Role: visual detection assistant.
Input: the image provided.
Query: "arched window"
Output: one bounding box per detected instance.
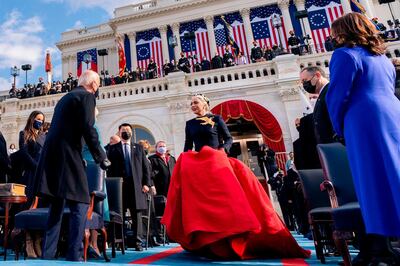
[131,125,156,145]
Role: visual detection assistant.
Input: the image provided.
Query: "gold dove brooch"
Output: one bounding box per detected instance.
[196,116,215,128]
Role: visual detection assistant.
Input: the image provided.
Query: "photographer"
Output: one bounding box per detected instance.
[257,144,278,179]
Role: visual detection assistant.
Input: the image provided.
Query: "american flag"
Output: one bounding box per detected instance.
[250,5,288,50]
[214,12,249,60]
[306,0,344,53]
[180,19,211,71]
[136,29,164,76]
[77,48,97,77]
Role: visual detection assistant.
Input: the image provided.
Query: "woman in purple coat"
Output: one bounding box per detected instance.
[327,13,400,238]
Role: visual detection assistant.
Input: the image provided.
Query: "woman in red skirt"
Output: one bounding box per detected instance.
[162,94,310,260]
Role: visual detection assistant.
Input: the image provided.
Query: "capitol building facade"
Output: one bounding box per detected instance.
[1,0,399,174]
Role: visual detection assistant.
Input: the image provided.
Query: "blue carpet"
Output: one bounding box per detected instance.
[0,233,356,265]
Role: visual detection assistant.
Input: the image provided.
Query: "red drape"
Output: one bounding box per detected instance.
[212,100,286,169]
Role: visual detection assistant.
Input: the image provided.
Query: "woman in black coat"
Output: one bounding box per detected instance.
[19,110,46,258]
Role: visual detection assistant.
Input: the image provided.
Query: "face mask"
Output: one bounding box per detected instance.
[332,38,342,49]
[302,78,317,94]
[121,131,131,141]
[157,147,167,154]
[33,120,43,130]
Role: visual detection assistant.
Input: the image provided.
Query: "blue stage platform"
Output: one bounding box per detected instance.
[1,233,353,265]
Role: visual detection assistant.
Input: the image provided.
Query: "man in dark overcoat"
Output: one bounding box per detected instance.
[37,70,110,261]
[148,141,176,197]
[300,66,334,144]
[106,123,151,251]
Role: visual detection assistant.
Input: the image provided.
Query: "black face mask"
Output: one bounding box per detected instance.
[121,132,131,141]
[302,79,317,94]
[332,38,342,50]
[33,120,43,130]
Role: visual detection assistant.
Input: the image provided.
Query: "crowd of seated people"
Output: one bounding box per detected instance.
[9,73,78,99]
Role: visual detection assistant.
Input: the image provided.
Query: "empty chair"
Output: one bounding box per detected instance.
[317,143,362,266]
[298,169,333,263]
[105,177,125,258]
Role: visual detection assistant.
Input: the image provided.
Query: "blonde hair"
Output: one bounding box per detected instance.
[193,94,211,112]
[78,70,100,87]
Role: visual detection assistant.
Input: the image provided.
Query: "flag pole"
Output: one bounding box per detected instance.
[45,49,52,86]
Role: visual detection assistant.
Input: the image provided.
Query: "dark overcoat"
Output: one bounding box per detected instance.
[37,87,106,204]
[313,84,335,144]
[19,131,45,206]
[148,154,176,197]
[107,142,151,210]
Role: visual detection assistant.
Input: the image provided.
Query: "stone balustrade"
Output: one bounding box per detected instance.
[186,61,278,90]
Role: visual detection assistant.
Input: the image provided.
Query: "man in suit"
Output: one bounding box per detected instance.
[223,47,234,67]
[300,66,335,144]
[250,41,262,63]
[148,141,176,197]
[37,70,110,261]
[294,114,321,169]
[177,52,190,73]
[201,56,211,71]
[0,131,11,183]
[288,30,301,55]
[211,53,223,69]
[107,123,151,251]
[147,58,158,79]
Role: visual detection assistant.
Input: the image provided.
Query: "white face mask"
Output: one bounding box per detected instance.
[157,146,167,154]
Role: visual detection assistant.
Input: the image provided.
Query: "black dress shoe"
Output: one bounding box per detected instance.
[135,244,143,252]
[151,237,161,247]
[87,246,101,259]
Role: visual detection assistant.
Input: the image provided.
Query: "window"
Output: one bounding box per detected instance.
[131,125,155,145]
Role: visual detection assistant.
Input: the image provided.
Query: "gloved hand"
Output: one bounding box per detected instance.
[100,158,111,170]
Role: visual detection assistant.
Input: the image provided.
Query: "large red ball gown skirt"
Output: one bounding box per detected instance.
[161,146,311,260]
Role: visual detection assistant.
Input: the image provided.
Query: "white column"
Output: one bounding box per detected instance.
[158,25,170,64]
[62,54,68,80]
[278,0,294,38]
[127,32,137,71]
[294,0,312,37]
[359,0,374,18]
[172,23,182,61]
[204,16,217,57]
[340,0,352,14]
[108,47,118,76]
[69,55,76,77]
[240,8,254,55]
